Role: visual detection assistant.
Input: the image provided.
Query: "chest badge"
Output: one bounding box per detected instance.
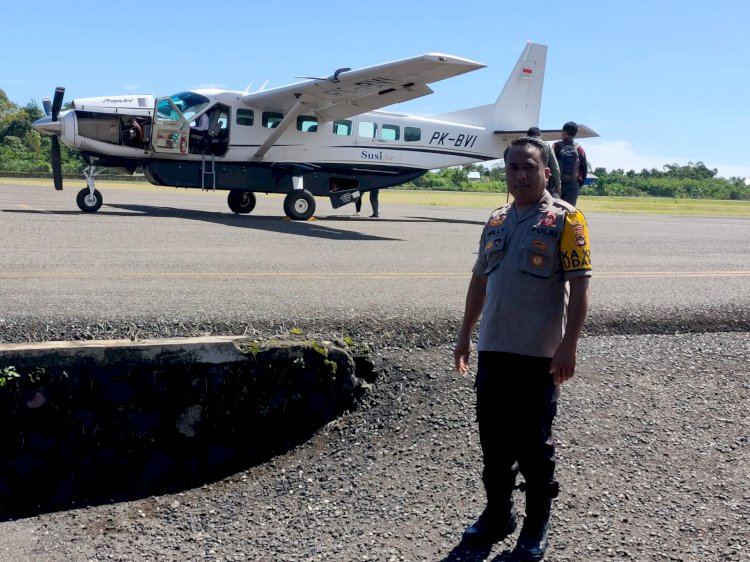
[541,213,557,227]
[530,254,546,268]
[531,240,548,252]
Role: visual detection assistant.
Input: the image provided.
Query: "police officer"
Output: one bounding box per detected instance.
[454,136,592,560]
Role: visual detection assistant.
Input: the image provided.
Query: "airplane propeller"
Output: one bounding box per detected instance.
[39,87,66,190]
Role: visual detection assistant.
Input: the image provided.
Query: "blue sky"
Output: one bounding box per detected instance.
[2,0,748,178]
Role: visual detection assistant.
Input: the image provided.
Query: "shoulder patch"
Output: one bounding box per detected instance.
[488,204,511,221]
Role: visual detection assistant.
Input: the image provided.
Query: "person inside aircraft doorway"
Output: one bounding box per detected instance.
[189,111,210,153]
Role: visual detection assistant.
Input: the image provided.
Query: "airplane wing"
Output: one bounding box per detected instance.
[241,53,486,122]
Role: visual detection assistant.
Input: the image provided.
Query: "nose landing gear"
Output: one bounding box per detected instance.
[76,166,104,212]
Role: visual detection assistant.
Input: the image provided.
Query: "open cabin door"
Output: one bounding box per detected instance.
[151,97,189,154]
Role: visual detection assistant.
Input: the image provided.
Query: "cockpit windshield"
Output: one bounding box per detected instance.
[167,91,210,120]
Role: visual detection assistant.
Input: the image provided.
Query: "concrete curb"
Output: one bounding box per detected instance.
[0,336,248,370]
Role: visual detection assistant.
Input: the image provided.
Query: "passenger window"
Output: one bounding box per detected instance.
[405,127,421,142]
[297,115,318,132]
[358,121,377,139]
[236,109,254,126]
[381,124,400,141]
[262,111,283,128]
[333,120,353,136]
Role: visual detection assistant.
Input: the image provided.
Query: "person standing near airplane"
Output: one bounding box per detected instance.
[527,127,561,198]
[354,189,380,217]
[553,122,587,205]
[453,136,591,560]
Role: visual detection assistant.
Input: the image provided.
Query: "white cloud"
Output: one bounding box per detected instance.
[584,139,749,179]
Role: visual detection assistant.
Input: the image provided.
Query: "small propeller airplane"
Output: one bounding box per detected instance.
[31,42,596,220]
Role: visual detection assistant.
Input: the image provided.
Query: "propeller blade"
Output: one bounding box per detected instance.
[42,97,52,117]
[51,87,65,121]
[51,136,63,190]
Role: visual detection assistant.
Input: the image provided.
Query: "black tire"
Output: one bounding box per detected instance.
[76,188,103,213]
[283,190,316,220]
[227,190,256,214]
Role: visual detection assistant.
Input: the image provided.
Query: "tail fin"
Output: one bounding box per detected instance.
[492,42,547,133]
[430,42,547,132]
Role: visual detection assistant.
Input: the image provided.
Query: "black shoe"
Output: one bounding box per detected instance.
[462,507,517,545]
[513,519,549,561]
[370,213,379,218]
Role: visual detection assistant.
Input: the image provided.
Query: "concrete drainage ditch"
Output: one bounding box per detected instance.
[0,335,375,518]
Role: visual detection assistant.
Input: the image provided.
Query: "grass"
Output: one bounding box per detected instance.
[2,177,749,217]
[371,190,750,216]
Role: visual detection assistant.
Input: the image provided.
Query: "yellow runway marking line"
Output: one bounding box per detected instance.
[1,271,750,280]
[596,271,750,278]
[17,203,53,214]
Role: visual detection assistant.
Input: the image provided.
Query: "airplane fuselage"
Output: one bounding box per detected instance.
[64,90,506,199]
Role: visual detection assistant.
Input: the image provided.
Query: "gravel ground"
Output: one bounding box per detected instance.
[1,312,748,562]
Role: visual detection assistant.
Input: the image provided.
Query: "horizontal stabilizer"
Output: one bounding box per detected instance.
[494,124,599,141]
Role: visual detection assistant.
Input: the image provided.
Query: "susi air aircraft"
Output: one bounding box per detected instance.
[32,42,596,220]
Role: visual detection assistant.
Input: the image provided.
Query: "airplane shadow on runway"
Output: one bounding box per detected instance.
[404,216,486,226]
[3,204,406,242]
[324,215,486,227]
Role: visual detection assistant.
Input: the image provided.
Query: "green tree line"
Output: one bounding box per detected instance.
[404,163,750,201]
[2,88,748,200]
[583,164,748,200]
[0,90,84,174]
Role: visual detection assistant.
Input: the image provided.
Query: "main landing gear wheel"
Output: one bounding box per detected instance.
[283,190,316,220]
[76,188,103,212]
[227,190,256,214]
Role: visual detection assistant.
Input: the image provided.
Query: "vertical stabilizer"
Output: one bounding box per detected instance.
[429,42,547,132]
[493,42,547,132]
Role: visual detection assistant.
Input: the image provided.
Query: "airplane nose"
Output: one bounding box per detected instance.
[32,115,62,136]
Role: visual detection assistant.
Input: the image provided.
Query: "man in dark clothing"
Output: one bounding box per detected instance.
[527,126,561,198]
[553,121,587,206]
[355,189,380,217]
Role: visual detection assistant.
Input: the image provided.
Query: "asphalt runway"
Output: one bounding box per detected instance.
[1,181,749,338]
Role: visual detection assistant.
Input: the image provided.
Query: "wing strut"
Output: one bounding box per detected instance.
[252,95,307,160]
